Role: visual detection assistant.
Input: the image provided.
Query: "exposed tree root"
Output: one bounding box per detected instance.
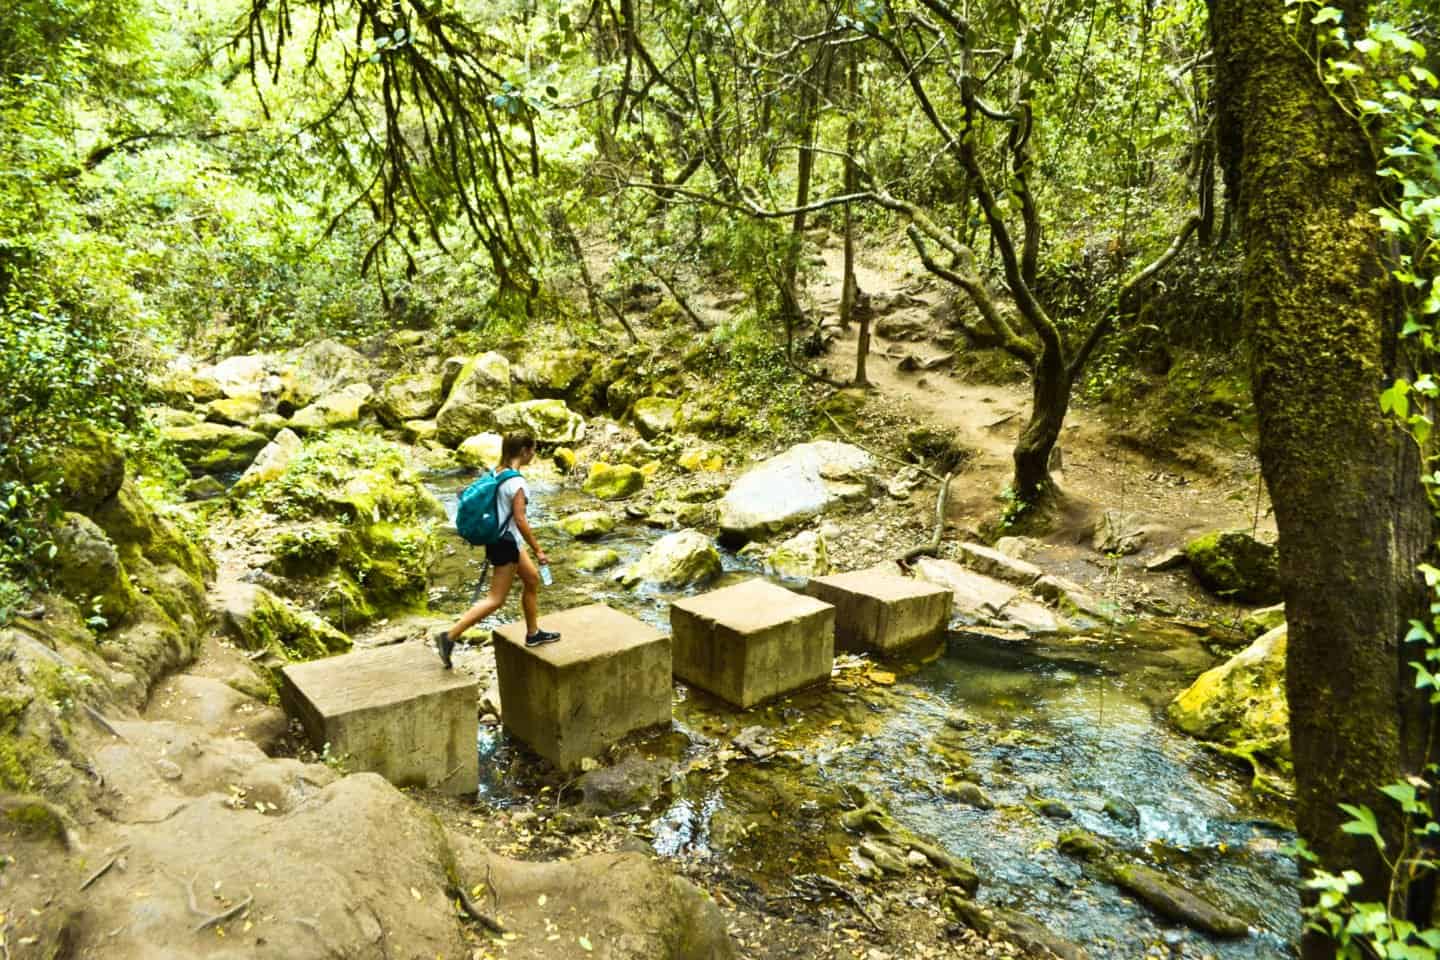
[901,472,954,562]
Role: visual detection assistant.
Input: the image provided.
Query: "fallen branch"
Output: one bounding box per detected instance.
[79,845,130,891]
[82,703,125,739]
[821,412,943,483]
[901,472,954,562]
[194,894,253,932]
[447,883,505,933]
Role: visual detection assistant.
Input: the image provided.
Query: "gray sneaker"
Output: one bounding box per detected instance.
[525,628,561,647]
[435,630,455,668]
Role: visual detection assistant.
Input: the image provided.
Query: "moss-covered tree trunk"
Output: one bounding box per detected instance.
[1208,1,1430,952]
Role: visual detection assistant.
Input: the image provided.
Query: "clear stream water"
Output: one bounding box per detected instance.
[427,474,1299,959]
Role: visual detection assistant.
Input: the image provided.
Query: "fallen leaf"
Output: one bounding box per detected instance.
[537,894,547,907]
[410,887,422,901]
[579,935,593,951]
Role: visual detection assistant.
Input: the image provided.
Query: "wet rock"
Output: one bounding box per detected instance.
[943,779,994,810]
[1031,797,1073,820]
[583,462,645,500]
[457,431,503,469]
[958,542,1041,585]
[859,839,911,874]
[732,725,777,760]
[289,382,374,433]
[622,530,721,588]
[1242,602,1286,640]
[435,352,511,446]
[1168,624,1289,758]
[905,838,980,893]
[1184,530,1280,603]
[492,398,586,444]
[1104,796,1141,827]
[910,557,1016,620]
[1092,509,1150,556]
[717,441,874,544]
[633,396,683,439]
[760,529,830,579]
[162,422,270,475]
[375,372,445,426]
[945,896,1090,960]
[578,754,672,815]
[840,802,897,835]
[233,428,303,495]
[560,511,617,539]
[575,548,622,572]
[1033,574,1120,624]
[180,475,225,502]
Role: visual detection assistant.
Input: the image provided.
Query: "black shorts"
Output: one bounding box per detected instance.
[485,538,520,567]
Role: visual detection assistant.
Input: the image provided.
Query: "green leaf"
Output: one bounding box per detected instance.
[1381,379,1412,417]
[1312,7,1344,25]
[1339,802,1387,851]
[1381,783,1418,805]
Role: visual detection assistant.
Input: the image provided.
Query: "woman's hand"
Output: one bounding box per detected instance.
[535,548,550,566]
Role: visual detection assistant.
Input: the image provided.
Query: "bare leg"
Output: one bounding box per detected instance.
[516,548,540,634]
[446,564,518,640]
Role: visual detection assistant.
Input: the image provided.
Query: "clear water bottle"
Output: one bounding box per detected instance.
[539,564,553,586]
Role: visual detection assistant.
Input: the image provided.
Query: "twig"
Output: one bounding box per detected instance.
[901,472,955,562]
[793,873,881,930]
[822,411,943,483]
[194,894,253,932]
[82,703,125,739]
[447,883,505,933]
[79,845,130,891]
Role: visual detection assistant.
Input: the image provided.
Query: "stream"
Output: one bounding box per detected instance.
[426,473,1300,958]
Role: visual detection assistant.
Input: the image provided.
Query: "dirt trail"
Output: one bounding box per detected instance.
[806,239,1272,554]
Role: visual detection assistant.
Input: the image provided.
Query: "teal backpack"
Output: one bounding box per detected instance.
[455,468,520,546]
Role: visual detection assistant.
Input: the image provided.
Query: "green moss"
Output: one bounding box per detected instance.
[1184,530,1279,603]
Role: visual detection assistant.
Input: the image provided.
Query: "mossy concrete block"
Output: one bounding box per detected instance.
[280,641,478,794]
[493,604,671,770]
[670,579,835,708]
[804,571,952,653]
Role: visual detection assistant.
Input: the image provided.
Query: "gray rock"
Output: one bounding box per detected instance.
[1032,797,1073,820]
[958,541,1042,585]
[1145,547,1189,572]
[183,475,227,502]
[375,372,445,427]
[911,557,1016,620]
[435,352,511,447]
[491,398,585,444]
[1033,574,1120,624]
[945,780,994,810]
[1092,509,1149,556]
[717,441,874,544]
[621,530,722,588]
[578,755,672,815]
[633,397,683,439]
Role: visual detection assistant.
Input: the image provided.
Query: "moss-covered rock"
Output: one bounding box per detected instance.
[491,399,586,444]
[290,382,374,433]
[457,432,503,469]
[633,397,683,439]
[583,462,644,500]
[283,338,370,405]
[160,422,269,476]
[554,446,578,471]
[219,582,352,662]
[149,366,224,406]
[560,511,617,540]
[621,530,721,588]
[91,479,214,584]
[233,428,303,495]
[203,393,264,428]
[762,530,830,579]
[375,372,445,427]
[575,548,622,572]
[1242,602,1285,640]
[1168,624,1289,760]
[677,447,725,473]
[26,423,125,512]
[403,419,438,444]
[513,348,600,399]
[1184,530,1280,603]
[50,513,137,626]
[435,352,511,446]
[571,355,630,415]
[182,475,227,502]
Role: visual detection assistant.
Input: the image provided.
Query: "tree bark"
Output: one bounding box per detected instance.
[842,53,867,387]
[1208,2,1431,954]
[1012,346,1069,503]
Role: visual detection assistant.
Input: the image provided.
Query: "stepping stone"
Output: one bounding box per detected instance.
[804,571,952,652]
[493,604,671,770]
[670,578,835,708]
[280,641,478,795]
[957,541,1042,585]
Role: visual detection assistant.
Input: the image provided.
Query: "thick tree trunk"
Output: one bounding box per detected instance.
[1208,2,1430,954]
[1012,347,1069,503]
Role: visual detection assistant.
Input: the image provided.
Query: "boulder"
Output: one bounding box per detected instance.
[1092,510,1150,556]
[206,353,269,399]
[91,478,215,583]
[1033,574,1121,624]
[560,511,617,540]
[26,424,125,512]
[998,599,1068,635]
[457,432,503,469]
[159,422,268,475]
[1242,602,1286,640]
[403,419,438,444]
[575,548,622,572]
[435,352,511,446]
[218,582,353,662]
[512,348,599,398]
[51,513,136,626]
[634,396,683,439]
[148,365,223,406]
[282,338,369,405]
[761,530,830,579]
[911,557,1016,621]
[203,394,263,428]
[181,475,226,502]
[1168,624,1288,758]
[290,382,374,432]
[375,372,444,427]
[491,398,586,444]
[584,462,644,500]
[622,530,722,588]
[717,441,874,544]
[232,428,303,495]
[1185,530,1280,603]
[578,754,673,815]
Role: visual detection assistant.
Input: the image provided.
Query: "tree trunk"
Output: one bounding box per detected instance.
[1011,346,1069,503]
[1208,2,1431,954]
[842,54,867,387]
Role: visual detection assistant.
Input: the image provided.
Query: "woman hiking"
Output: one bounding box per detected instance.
[435,432,560,667]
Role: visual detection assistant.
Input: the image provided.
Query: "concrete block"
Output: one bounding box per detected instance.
[493,604,671,770]
[671,578,835,708]
[280,642,478,795]
[804,571,952,652]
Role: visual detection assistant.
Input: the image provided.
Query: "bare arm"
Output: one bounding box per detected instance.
[510,489,549,565]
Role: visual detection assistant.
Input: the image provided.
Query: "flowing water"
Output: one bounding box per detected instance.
[426,473,1299,958]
